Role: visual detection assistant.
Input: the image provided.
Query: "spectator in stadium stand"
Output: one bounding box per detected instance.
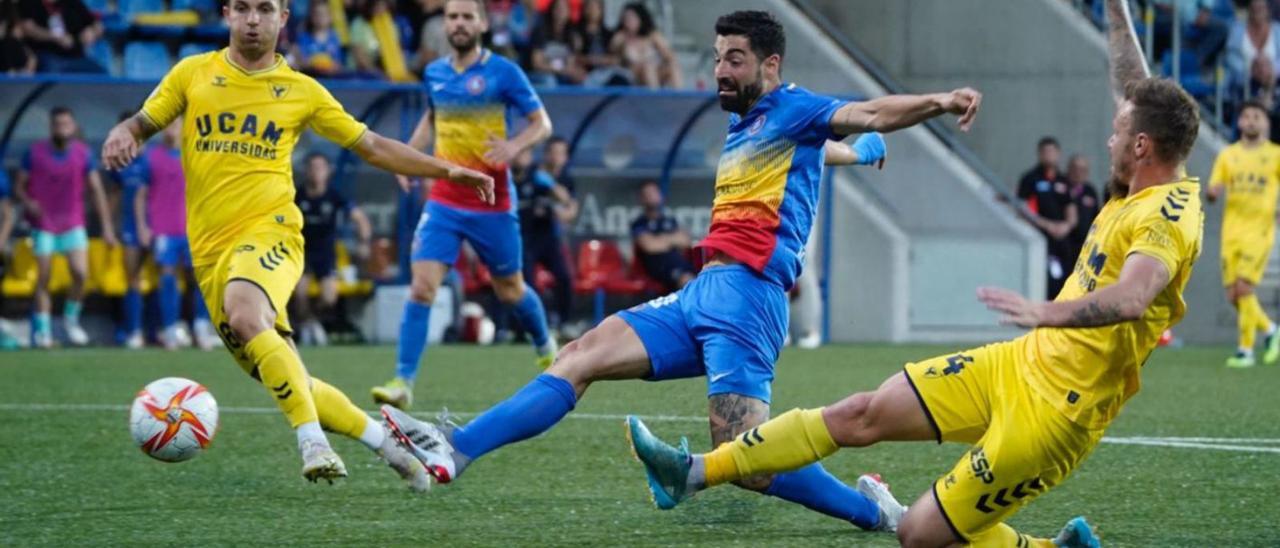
[529,0,585,85]
[516,137,577,333]
[1065,154,1101,273]
[1227,0,1280,108]
[1,4,36,75]
[609,2,680,88]
[502,0,540,67]
[0,167,16,349]
[14,106,117,348]
[17,0,106,74]
[572,0,629,87]
[1016,136,1077,299]
[409,0,448,72]
[348,0,415,80]
[630,180,694,292]
[293,153,372,347]
[1152,0,1229,70]
[292,1,347,77]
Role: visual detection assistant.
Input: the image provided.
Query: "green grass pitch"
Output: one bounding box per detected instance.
[1,344,1277,546]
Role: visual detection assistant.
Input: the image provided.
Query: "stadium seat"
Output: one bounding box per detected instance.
[86,39,116,77]
[124,42,172,80]
[573,240,647,324]
[82,0,109,15]
[455,248,493,295]
[1160,50,1214,100]
[303,241,374,297]
[178,42,217,60]
[118,0,165,21]
[172,0,218,14]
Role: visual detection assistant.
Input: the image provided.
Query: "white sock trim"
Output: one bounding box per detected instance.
[295,421,326,447]
[358,416,386,451]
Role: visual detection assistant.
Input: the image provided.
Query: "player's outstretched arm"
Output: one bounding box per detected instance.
[483,109,553,167]
[978,253,1170,328]
[352,131,496,204]
[1105,0,1150,104]
[102,114,161,171]
[831,88,982,136]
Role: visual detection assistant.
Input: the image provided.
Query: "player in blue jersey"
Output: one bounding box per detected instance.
[383,10,976,531]
[109,112,151,349]
[372,0,555,410]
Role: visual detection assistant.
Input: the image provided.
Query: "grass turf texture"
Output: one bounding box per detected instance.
[1,344,1278,547]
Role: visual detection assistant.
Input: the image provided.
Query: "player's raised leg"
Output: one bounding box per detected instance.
[383,314,651,482]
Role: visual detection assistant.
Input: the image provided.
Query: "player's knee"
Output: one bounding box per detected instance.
[492,276,525,304]
[225,301,275,342]
[732,474,775,493]
[546,338,590,382]
[823,392,877,447]
[409,277,438,304]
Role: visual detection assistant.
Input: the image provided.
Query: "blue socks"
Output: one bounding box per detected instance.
[159,273,180,329]
[764,464,882,529]
[124,288,143,334]
[451,374,576,461]
[512,283,550,347]
[396,300,432,382]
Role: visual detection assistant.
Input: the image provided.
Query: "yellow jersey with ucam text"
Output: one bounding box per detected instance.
[1210,141,1280,245]
[139,49,367,266]
[1020,178,1203,430]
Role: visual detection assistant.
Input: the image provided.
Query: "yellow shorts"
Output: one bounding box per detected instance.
[195,218,304,377]
[902,340,1104,541]
[1221,238,1272,286]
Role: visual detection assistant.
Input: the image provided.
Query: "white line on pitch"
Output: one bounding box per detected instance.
[3,402,1280,453]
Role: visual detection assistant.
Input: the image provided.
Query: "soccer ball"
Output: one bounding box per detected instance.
[129,377,219,462]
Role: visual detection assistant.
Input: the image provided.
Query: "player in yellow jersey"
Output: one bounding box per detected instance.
[100,0,494,488]
[628,1,1202,546]
[1207,100,1280,368]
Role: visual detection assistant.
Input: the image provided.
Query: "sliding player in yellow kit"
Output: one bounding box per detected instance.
[628,0,1203,546]
[100,0,494,489]
[1207,100,1280,368]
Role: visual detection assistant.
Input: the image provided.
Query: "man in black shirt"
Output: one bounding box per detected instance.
[293,153,371,346]
[517,137,577,331]
[1064,154,1100,271]
[1016,136,1077,299]
[630,180,693,292]
[17,0,105,73]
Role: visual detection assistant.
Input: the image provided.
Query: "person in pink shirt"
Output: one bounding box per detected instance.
[133,120,216,351]
[13,106,116,348]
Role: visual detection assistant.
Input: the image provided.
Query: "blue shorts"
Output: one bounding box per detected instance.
[618,264,788,403]
[32,227,88,256]
[153,235,192,268]
[411,201,522,277]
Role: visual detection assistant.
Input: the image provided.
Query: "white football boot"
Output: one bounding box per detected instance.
[381,405,458,484]
[856,474,907,533]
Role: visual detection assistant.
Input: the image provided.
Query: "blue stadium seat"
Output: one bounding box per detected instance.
[82,0,109,14]
[86,39,116,76]
[124,42,172,80]
[172,0,217,14]
[1160,50,1214,99]
[118,0,165,20]
[178,42,217,59]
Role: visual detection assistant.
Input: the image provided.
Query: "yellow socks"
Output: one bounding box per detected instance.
[310,377,381,449]
[245,331,318,428]
[704,408,839,487]
[1239,294,1273,350]
[967,523,1055,547]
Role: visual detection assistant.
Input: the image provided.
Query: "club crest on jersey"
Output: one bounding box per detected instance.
[268,81,291,100]
[212,75,227,87]
[466,75,486,96]
[748,115,767,135]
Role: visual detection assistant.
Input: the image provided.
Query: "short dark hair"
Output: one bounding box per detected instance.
[1240,99,1270,118]
[50,106,73,120]
[715,10,786,62]
[547,135,569,148]
[305,151,330,165]
[1124,78,1200,164]
[638,180,660,192]
[1037,136,1059,150]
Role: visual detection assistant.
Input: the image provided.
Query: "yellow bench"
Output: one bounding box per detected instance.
[2,239,372,299]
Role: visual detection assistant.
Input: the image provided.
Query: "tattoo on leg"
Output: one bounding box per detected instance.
[708,394,773,491]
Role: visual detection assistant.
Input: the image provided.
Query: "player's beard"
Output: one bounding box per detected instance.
[718,70,764,115]
[1107,157,1133,199]
[1242,128,1262,141]
[450,30,480,54]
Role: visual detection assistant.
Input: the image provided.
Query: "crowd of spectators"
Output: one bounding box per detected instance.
[1014,136,1102,300]
[0,0,684,89]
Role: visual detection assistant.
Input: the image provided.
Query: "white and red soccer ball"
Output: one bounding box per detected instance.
[129,377,219,462]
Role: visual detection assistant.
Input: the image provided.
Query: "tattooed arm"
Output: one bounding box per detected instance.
[978,253,1171,328]
[1105,0,1151,105]
[708,393,774,491]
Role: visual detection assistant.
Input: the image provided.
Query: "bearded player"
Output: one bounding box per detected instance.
[100,0,493,488]
[1207,100,1280,368]
[383,10,972,532]
[628,1,1202,546]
